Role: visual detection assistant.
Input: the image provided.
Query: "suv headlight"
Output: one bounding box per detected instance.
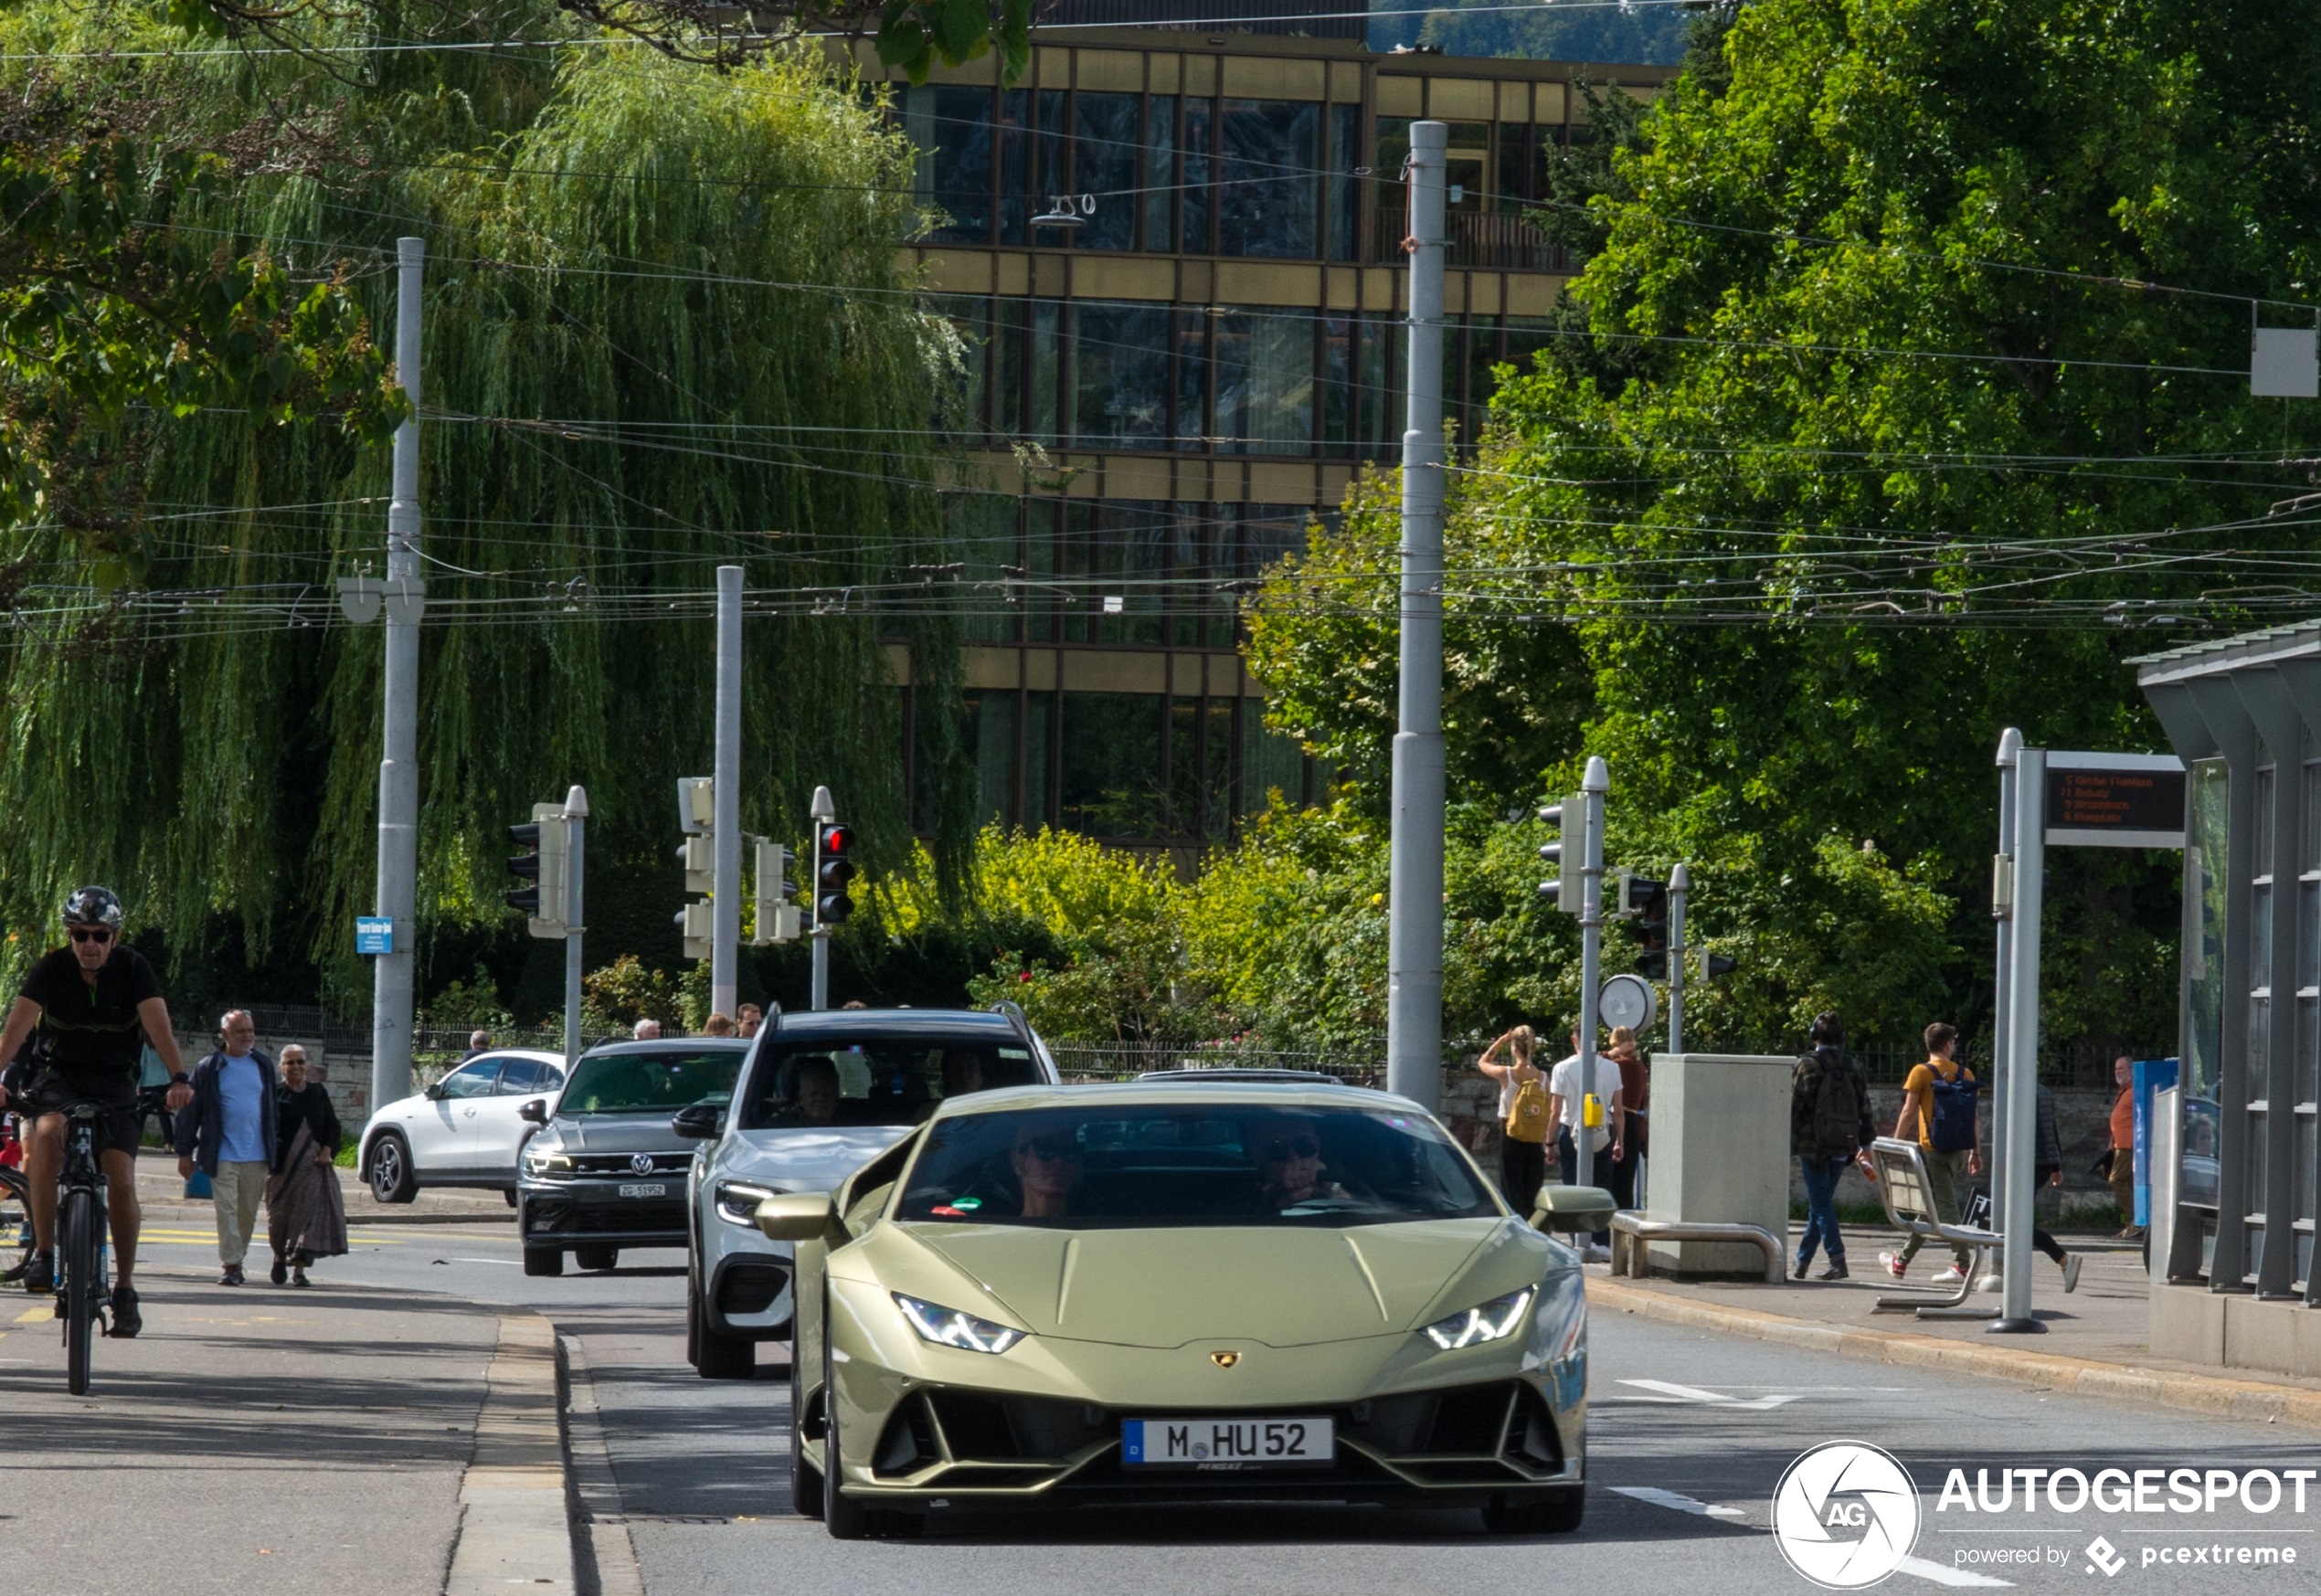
[521,1147,571,1178]
[1420,1287,1536,1349]
[715,1180,782,1227]
[894,1293,1026,1354]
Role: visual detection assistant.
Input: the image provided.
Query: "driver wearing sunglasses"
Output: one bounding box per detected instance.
[1009,1126,1082,1219]
[1252,1115,1346,1210]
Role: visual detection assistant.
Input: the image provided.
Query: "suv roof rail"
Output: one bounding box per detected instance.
[1133,1068,1355,1085]
[989,999,1036,1052]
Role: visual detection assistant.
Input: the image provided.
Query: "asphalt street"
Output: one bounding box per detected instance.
[144,1213,2295,1596]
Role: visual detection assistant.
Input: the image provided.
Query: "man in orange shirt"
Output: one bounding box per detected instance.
[1881,1021,1983,1284]
[2108,1055,2140,1240]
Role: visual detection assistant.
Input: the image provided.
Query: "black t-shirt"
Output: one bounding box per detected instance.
[20,946,162,1085]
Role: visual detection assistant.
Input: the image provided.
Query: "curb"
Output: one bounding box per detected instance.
[444,1307,578,1596]
[1590,1276,2321,1432]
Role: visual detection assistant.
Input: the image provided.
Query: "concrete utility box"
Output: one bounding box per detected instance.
[1643,1053,1794,1278]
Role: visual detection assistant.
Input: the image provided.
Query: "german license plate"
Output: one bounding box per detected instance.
[616,1182,667,1199]
[1121,1417,1334,1469]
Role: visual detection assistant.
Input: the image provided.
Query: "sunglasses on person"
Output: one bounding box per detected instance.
[1260,1136,1320,1163]
[69,927,112,945]
[1015,1136,1080,1163]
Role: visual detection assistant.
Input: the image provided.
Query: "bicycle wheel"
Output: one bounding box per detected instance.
[60,1186,95,1396]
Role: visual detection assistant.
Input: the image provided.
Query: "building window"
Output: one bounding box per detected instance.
[1213,306,1316,455]
[1061,692,1167,838]
[1218,100,1319,258]
[1069,300,1172,448]
[1074,92,1141,250]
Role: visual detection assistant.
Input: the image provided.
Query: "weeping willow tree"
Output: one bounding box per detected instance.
[0,1,970,1005]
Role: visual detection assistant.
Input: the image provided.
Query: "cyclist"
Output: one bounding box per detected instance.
[0,887,190,1337]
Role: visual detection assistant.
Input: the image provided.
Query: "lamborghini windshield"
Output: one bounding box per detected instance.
[895,1104,1500,1229]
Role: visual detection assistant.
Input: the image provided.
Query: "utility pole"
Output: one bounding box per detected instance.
[562,786,588,1071]
[1666,861,1689,1055]
[1573,755,1608,1186]
[809,784,835,1010]
[1994,744,2045,1334]
[712,566,742,1020]
[1985,727,2021,1295]
[371,236,424,1115]
[1385,119,1447,1113]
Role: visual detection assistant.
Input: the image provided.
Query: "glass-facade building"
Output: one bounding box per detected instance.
[850,25,1674,854]
[2139,623,2321,1373]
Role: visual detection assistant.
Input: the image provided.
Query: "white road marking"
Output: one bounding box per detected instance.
[1614,1487,2013,1588]
[1610,1485,1747,1518]
[1617,1378,1800,1411]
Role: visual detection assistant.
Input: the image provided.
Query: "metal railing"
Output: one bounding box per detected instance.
[1371,208,1563,270]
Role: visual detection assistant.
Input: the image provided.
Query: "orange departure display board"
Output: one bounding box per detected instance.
[2043,754,2186,848]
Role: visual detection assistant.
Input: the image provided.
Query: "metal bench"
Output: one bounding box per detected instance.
[1606,1213,1785,1284]
[1867,1136,1997,1318]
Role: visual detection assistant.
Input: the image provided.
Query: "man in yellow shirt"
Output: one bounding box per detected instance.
[1880,1021,1983,1284]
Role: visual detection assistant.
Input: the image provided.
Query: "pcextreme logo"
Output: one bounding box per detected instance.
[1773,1442,1923,1590]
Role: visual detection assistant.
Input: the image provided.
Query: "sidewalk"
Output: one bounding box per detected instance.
[1590,1222,2321,1429]
[0,1264,567,1595]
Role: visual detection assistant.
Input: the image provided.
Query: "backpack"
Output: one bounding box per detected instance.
[1927,1068,1981,1153]
[1504,1074,1551,1144]
[1808,1052,1863,1158]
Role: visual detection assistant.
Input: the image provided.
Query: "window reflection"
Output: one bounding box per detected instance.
[1071,301,1171,448]
[1062,692,1167,838]
[1218,100,1319,258]
[1213,306,1315,455]
[1075,93,1140,250]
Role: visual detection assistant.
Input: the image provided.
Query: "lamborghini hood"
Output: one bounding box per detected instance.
[906,1219,1535,1348]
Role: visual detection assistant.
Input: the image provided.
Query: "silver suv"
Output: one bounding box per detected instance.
[681,1004,1059,1379]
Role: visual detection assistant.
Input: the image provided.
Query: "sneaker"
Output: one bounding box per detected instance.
[1793,1255,1813,1280]
[1879,1251,1907,1281]
[270,1256,288,1286]
[291,1267,310,1288]
[1933,1263,1969,1286]
[2061,1254,2083,1295]
[109,1284,141,1338]
[1584,1243,1611,1264]
[1818,1262,1849,1281]
[219,1264,245,1287]
[23,1251,52,1293]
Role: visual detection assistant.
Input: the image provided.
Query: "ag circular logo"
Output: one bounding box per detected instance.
[1772,1441,1921,1589]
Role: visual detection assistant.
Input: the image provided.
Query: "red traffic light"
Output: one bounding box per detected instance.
[818,821,854,856]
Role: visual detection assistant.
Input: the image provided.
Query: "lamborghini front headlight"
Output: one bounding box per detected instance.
[1420,1287,1536,1349]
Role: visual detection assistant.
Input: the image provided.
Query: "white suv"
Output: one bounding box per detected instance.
[680,1005,1059,1379]
[360,1049,567,1203]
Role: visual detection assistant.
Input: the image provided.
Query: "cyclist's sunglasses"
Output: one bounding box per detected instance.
[1260,1136,1321,1163]
[1014,1136,1080,1163]
[68,927,111,945]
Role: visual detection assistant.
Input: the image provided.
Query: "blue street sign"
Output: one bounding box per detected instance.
[355,916,394,956]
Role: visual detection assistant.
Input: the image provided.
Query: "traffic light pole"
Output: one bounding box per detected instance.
[1385,119,1447,1113]
[1666,861,1688,1056]
[1993,745,2046,1335]
[372,236,424,1116]
[1573,756,1608,1178]
[810,784,834,1010]
[563,786,588,1071]
[712,566,743,1020]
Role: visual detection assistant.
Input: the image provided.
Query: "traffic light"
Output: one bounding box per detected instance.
[1625,875,1670,978]
[505,803,569,937]
[752,839,802,946]
[814,819,856,926]
[1701,947,1737,981]
[1535,793,1582,914]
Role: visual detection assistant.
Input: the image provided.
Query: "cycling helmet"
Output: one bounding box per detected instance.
[61,885,123,930]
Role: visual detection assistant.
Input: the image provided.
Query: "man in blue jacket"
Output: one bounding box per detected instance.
[174,1009,278,1286]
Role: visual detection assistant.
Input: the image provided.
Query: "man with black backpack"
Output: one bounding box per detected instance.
[1791,1011,1875,1279]
[1881,1020,1983,1284]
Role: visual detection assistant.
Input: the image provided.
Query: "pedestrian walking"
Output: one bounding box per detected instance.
[2029,1077,2083,1294]
[737,1003,763,1040]
[1477,1026,1550,1215]
[1606,1025,1648,1212]
[265,1046,344,1286]
[1881,1021,1982,1285]
[1790,1011,1875,1280]
[175,1010,279,1286]
[1546,1027,1624,1260]
[2105,1055,2141,1239]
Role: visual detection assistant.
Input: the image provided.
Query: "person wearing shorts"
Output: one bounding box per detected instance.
[0,887,189,1337]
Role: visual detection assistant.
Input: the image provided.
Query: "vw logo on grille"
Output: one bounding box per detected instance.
[629,1153,655,1176]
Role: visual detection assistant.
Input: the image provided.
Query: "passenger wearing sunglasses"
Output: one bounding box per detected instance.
[0,887,189,1335]
[1252,1116,1347,1210]
[1009,1127,1082,1219]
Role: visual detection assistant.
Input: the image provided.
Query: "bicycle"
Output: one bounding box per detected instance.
[51,1100,112,1395]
